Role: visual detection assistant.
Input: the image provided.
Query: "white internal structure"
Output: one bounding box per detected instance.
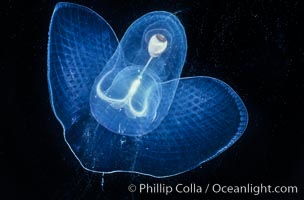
[95,34,168,118]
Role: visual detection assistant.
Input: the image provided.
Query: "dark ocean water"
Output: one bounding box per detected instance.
[6,0,304,199]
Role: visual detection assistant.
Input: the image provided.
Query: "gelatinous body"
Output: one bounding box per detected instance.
[48,2,248,177]
[90,11,186,136]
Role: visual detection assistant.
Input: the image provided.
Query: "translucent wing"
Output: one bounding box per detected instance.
[48,3,248,177]
[48,2,118,129]
[138,76,248,176]
[65,76,248,177]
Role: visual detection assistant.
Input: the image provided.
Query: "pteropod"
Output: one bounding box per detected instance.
[48,2,248,177]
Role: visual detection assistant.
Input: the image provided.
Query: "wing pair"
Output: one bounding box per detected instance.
[48,2,248,177]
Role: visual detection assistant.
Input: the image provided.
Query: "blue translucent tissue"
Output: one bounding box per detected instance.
[48,2,248,177]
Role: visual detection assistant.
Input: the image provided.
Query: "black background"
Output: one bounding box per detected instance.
[5,0,304,199]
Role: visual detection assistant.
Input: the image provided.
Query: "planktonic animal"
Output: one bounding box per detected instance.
[48,2,248,177]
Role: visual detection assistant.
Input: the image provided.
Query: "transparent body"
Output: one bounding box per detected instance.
[48,3,248,177]
[90,11,186,136]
